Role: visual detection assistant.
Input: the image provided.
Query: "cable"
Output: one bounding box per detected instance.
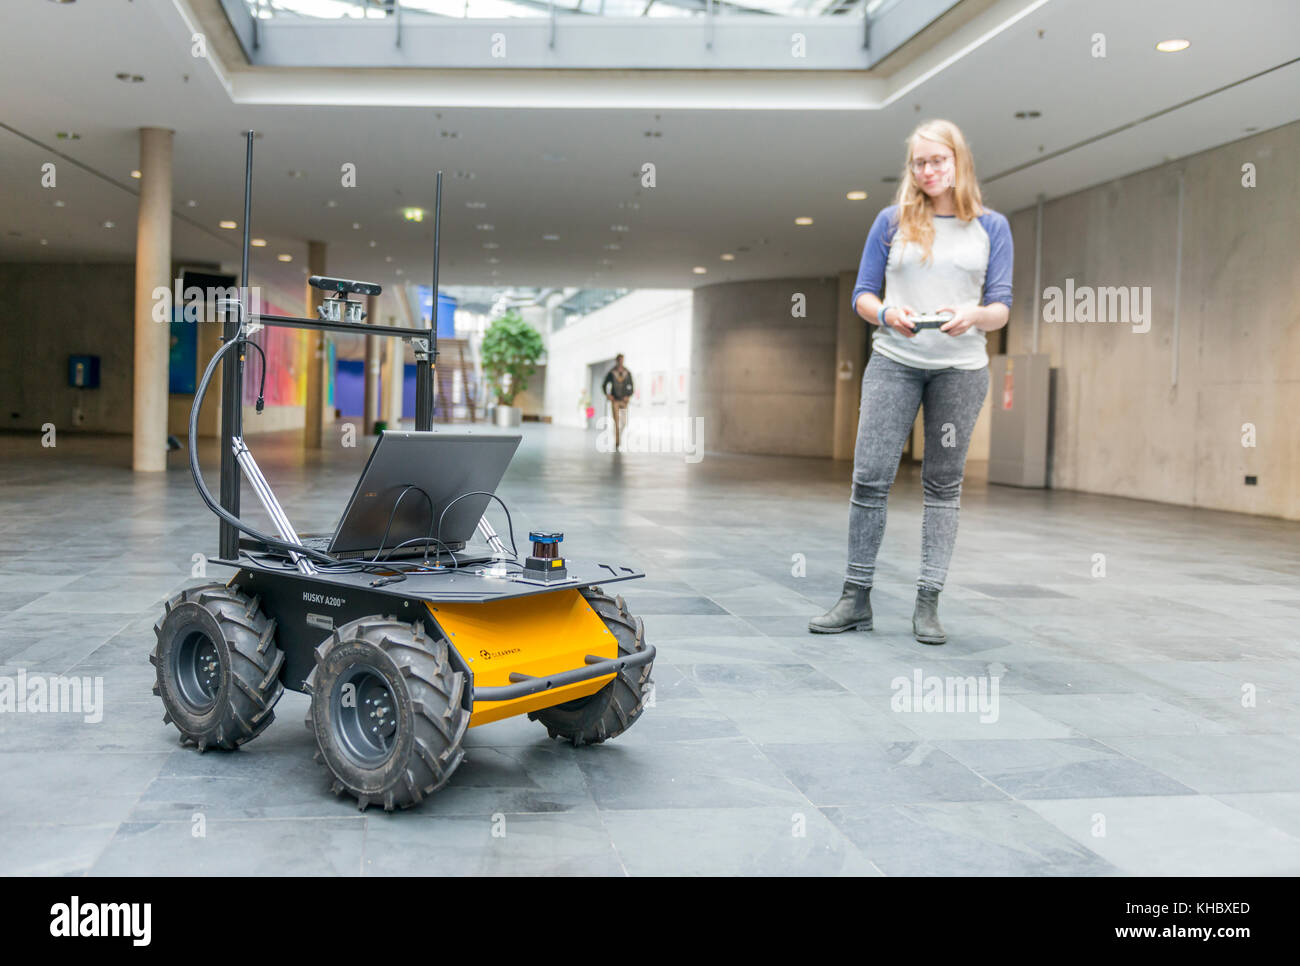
[437,490,519,560]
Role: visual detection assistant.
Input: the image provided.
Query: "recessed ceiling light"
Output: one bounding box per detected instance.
[55,132,80,141]
[277,253,292,262]
[542,234,560,241]
[352,222,361,230]
[1156,38,1191,52]
[692,266,707,274]
[40,238,48,245]
[251,238,267,247]
[369,240,377,247]
[385,256,393,262]
[403,208,424,222]
[453,171,476,180]
[325,200,338,208]
[795,217,813,226]
[186,199,197,207]
[395,269,403,276]
[465,201,487,209]
[720,253,735,261]
[846,190,868,201]
[53,200,66,208]
[219,220,237,229]
[130,170,141,179]
[476,224,494,231]
[611,225,629,233]
[103,221,115,229]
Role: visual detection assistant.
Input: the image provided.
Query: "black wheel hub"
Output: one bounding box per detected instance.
[174,629,222,713]
[332,666,399,767]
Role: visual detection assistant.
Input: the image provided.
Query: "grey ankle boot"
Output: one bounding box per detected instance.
[912,587,946,645]
[809,581,872,633]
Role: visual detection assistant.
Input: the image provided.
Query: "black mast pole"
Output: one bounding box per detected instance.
[415,169,442,432]
[219,130,254,559]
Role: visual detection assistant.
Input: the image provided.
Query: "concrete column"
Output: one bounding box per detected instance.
[131,127,173,471]
[832,271,868,461]
[304,241,327,448]
[363,294,380,434]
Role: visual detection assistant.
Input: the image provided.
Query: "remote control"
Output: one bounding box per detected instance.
[908,312,955,330]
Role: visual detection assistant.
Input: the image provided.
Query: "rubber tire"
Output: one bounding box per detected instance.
[306,616,470,811]
[529,587,653,746]
[150,583,285,751]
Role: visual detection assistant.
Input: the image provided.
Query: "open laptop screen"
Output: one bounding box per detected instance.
[329,430,522,556]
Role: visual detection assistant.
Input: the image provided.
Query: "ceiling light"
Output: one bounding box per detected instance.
[352,222,361,229]
[542,234,560,241]
[476,224,494,231]
[385,256,393,262]
[403,208,424,222]
[130,170,141,179]
[692,266,707,274]
[846,191,868,201]
[186,199,197,207]
[325,200,338,208]
[277,254,292,262]
[611,225,629,233]
[795,217,813,226]
[219,220,237,229]
[103,221,115,229]
[53,200,66,208]
[40,239,48,246]
[1156,39,1191,52]
[251,238,267,247]
[720,253,735,261]
[465,201,487,209]
[369,240,377,247]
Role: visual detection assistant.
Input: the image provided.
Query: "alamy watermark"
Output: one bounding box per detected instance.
[595,414,704,463]
[890,669,1000,723]
[1042,279,1151,334]
[0,670,104,723]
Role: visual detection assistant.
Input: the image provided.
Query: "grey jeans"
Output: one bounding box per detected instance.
[846,351,988,592]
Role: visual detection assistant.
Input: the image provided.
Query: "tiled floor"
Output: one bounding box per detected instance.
[1,423,1297,876]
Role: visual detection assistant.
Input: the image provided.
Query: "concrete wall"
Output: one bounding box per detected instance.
[0,263,136,435]
[544,289,692,429]
[691,277,838,457]
[1004,121,1300,520]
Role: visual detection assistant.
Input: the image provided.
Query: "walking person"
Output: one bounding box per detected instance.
[602,353,634,452]
[810,119,1012,644]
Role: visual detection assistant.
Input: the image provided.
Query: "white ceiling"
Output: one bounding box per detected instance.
[1,0,1296,297]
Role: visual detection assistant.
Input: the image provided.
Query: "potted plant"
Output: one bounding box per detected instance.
[480,310,544,427]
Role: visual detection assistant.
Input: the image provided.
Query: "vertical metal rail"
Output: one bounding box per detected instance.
[220,131,255,560]
[416,169,442,431]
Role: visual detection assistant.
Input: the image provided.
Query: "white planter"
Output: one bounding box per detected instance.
[494,405,522,428]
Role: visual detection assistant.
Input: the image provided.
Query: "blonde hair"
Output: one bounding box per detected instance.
[891,119,985,262]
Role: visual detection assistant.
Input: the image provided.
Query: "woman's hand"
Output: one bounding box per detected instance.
[884,305,918,338]
[935,305,984,336]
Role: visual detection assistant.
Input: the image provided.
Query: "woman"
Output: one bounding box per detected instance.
[810,119,1012,644]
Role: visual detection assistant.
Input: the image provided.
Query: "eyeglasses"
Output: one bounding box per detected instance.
[909,156,953,174]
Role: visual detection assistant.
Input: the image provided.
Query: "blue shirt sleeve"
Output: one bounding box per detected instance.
[978,210,1013,308]
[850,206,898,315]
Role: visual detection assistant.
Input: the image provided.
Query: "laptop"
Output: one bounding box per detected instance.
[296,429,522,560]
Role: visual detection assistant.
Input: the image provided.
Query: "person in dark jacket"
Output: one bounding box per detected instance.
[602,354,634,451]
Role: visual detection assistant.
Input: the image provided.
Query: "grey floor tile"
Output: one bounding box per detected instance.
[823,801,1117,875]
[1025,796,1300,875]
[604,806,879,876]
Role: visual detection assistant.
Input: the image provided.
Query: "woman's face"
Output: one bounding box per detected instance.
[909,135,956,199]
